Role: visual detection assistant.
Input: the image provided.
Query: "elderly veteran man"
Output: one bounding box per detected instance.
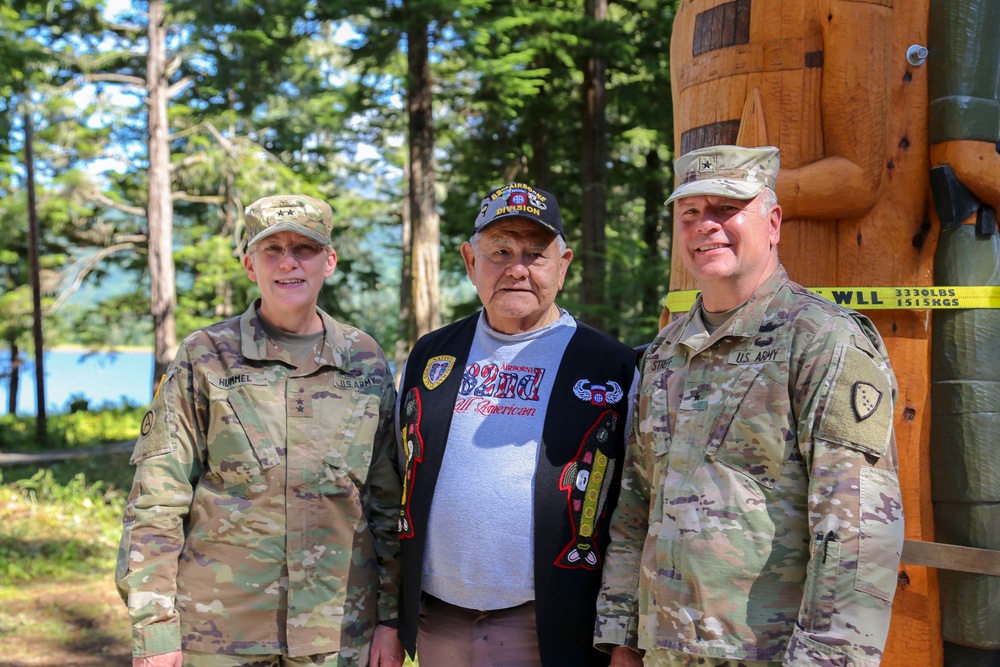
[116,194,404,667]
[595,146,904,667]
[395,182,639,666]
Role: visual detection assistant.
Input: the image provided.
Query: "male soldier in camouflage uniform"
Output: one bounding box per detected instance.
[116,195,404,667]
[595,146,904,667]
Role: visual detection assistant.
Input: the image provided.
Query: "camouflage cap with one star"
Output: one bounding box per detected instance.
[243,194,334,248]
[666,145,780,205]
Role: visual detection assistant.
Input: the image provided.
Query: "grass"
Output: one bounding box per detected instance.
[0,579,132,666]
[1,470,127,581]
[1,466,133,666]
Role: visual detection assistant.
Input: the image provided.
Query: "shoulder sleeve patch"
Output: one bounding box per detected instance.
[129,370,179,465]
[816,345,893,458]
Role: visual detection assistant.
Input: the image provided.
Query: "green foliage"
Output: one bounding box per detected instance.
[0,404,144,451]
[0,469,127,582]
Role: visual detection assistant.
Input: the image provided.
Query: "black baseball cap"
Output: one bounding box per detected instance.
[473,182,564,237]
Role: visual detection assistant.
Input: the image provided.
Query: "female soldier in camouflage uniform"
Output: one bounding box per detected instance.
[116,195,404,667]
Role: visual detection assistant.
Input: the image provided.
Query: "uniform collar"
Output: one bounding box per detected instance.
[678,265,789,350]
[239,300,351,372]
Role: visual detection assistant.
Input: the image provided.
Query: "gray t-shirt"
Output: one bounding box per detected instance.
[422,310,577,610]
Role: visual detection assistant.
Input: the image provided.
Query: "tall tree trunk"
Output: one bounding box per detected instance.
[642,148,665,328]
[407,4,440,338]
[395,160,416,383]
[7,339,19,415]
[146,0,177,395]
[581,0,608,332]
[24,107,46,438]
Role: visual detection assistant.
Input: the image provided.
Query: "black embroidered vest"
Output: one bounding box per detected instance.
[397,312,637,666]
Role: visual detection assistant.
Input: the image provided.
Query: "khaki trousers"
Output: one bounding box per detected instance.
[416,593,542,667]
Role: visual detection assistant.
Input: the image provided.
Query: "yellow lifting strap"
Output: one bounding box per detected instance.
[663,286,1000,313]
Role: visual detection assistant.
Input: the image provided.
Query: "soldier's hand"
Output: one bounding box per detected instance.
[369,623,405,666]
[610,645,644,667]
[133,651,182,667]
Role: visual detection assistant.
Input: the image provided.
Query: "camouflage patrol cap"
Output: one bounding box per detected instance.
[665,145,780,204]
[243,194,333,248]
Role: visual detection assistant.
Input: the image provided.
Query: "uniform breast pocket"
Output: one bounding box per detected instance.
[318,391,380,495]
[706,365,793,488]
[207,387,280,489]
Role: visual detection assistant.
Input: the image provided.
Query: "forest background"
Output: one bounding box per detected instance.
[1,3,676,660]
[1,0,678,414]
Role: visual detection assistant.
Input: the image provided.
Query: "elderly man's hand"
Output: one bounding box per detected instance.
[610,645,644,667]
[369,623,405,666]
[133,651,182,667]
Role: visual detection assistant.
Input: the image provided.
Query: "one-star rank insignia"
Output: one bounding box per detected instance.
[422,355,456,390]
[852,381,882,421]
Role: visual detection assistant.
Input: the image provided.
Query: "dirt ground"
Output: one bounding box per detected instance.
[0,577,132,667]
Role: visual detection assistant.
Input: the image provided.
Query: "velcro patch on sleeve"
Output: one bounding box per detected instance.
[816,346,892,458]
[130,370,178,464]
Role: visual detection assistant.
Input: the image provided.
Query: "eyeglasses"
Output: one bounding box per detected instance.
[256,242,326,261]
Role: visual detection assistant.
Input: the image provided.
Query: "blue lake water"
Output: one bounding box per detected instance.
[0,349,154,415]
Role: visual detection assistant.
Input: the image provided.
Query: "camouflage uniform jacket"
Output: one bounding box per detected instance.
[116,302,401,659]
[595,266,904,667]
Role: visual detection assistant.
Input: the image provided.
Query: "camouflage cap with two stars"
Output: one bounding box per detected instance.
[243,194,334,248]
[473,182,564,238]
[665,145,780,205]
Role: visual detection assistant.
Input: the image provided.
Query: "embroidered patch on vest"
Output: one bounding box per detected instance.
[852,381,882,421]
[422,355,456,390]
[398,387,425,539]
[555,410,619,570]
[572,379,624,406]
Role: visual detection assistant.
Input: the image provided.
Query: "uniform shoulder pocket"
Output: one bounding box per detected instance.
[816,346,893,459]
[130,369,179,464]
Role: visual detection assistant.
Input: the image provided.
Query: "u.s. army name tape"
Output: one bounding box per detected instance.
[663,286,1000,313]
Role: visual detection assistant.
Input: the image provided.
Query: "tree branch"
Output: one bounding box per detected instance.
[170,153,209,172]
[81,72,147,88]
[172,192,225,204]
[204,123,240,159]
[166,76,194,99]
[165,54,183,78]
[48,243,138,312]
[90,191,147,217]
